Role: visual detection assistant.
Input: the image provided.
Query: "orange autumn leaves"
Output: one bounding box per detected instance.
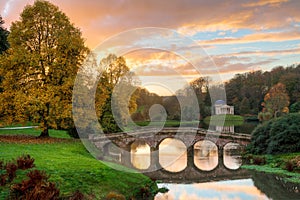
[260,83,290,120]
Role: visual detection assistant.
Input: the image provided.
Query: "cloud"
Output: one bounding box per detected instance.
[192,181,267,197]
[226,47,300,56]
[123,47,281,76]
[243,0,289,7]
[200,29,300,45]
[175,55,277,75]
[2,0,300,48]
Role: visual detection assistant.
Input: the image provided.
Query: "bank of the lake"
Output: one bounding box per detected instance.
[242,153,300,184]
[0,130,158,199]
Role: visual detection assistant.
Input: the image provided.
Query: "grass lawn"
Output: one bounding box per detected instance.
[0,128,71,138]
[204,114,244,126]
[0,130,157,199]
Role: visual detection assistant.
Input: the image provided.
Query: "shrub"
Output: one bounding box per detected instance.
[6,162,18,181]
[105,192,126,200]
[0,174,7,186]
[0,160,4,170]
[290,102,300,113]
[284,156,300,172]
[10,170,60,200]
[252,156,266,165]
[69,190,85,200]
[249,113,300,154]
[17,155,35,170]
[285,161,294,172]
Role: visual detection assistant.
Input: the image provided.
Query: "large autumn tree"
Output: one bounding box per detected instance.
[263,83,290,118]
[0,0,88,137]
[0,15,9,54]
[97,54,138,133]
[0,15,9,93]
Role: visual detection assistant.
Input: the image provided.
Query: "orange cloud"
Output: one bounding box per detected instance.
[2,0,300,48]
[243,0,289,7]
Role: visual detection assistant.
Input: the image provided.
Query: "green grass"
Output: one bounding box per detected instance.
[204,114,244,126]
[242,152,300,184]
[0,131,157,199]
[132,120,200,127]
[0,121,39,128]
[0,128,71,139]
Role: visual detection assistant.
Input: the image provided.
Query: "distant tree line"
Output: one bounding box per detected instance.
[225,65,300,116]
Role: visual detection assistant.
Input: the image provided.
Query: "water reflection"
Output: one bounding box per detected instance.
[155,179,269,200]
[194,140,218,171]
[223,142,242,170]
[159,138,187,172]
[155,171,300,200]
[131,141,150,169]
[215,125,234,133]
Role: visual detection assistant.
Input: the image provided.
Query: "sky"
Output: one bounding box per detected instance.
[1,0,300,95]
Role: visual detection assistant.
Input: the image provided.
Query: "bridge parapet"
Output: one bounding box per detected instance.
[89,127,251,150]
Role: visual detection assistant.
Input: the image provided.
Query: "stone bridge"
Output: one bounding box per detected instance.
[89,128,251,182]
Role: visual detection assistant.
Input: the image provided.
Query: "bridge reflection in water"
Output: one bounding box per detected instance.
[90,128,251,182]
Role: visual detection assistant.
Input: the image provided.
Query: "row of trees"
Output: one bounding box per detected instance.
[225,65,300,116]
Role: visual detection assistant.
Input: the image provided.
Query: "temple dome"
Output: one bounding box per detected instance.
[215,100,226,105]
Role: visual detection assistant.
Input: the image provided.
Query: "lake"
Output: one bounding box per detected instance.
[130,138,300,200]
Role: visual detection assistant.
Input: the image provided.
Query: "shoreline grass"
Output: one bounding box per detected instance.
[242,153,300,184]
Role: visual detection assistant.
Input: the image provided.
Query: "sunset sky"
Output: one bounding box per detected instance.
[1,0,300,95]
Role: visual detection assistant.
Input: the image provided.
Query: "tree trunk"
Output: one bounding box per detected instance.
[39,119,50,138]
[39,103,50,138]
[39,127,49,137]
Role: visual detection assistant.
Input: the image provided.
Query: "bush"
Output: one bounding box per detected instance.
[284,156,300,172]
[17,155,35,170]
[253,156,266,165]
[1,155,85,199]
[285,161,294,172]
[5,162,18,181]
[242,154,266,165]
[69,190,85,200]
[10,170,60,200]
[290,102,300,113]
[105,192,126,200]
[249,113,300,154]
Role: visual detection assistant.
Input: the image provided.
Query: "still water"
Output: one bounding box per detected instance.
[155,172,300,200]
[156,179,270,200]
[130,138,300,200]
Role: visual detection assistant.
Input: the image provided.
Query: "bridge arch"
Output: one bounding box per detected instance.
[158,138,187,172]
[193,140,219,171]
[130,140,151,170]
[223,142,243,170]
